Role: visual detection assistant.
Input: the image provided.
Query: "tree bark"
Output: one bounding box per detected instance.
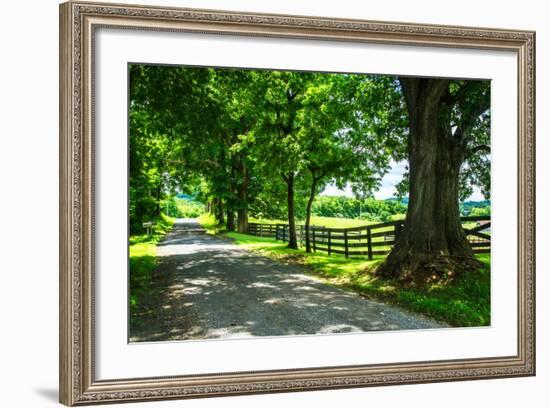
[305,172,321,253]
[155,183,162,217]
[237,208,248,233]
[216,197,224,225]
[236,158,249,233]
[226,157,237,231]
[210,198,218,215]
[226,211,235,231]
[377,78,481,282]
[284,172,298,249]
[215,134,227,227]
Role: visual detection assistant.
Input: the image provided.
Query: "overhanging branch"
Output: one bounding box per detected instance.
[468,144,491,157]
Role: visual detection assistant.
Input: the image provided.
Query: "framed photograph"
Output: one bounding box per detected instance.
[59,1,535,405]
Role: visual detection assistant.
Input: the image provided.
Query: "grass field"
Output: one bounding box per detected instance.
[250,215,377,228]
[224,231,490,327]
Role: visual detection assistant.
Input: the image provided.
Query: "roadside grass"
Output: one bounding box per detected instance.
[197,213,226,235]
[129,213,175,321]
[224,231,490,328]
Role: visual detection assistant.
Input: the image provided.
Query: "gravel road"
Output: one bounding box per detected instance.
[129,218,445,342]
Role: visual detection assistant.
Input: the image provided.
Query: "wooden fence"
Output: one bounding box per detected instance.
[247,216,490,260]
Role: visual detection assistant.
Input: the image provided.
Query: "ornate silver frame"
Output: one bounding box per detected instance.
[59,1,536,405]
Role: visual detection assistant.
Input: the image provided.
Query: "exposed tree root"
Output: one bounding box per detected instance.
[376,252,483,285]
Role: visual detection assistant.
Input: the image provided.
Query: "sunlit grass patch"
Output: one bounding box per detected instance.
[249,215,377,229]
[249,217,287,225]
[225,231,283,248]
[197,213,226,235]
[309,216,373,228]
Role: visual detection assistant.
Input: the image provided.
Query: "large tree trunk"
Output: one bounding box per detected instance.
[237,206,248,234]
[284,173,298,249]
[237,208,248,233]
[226,158,237,231]
[155,182,162,217]
[377,78,481,282]
[210,198,217,215]
[226,211,235,231]
[236,158,249,233]
[215,135,227,227]
[216,197,224,225]
[305,174,320,253]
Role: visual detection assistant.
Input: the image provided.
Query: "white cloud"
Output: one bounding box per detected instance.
[320,183,354,197]
[374,160,406,199]
[468,186,486,201]
[320,160,406,200]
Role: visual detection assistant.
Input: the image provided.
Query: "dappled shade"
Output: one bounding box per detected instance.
[129,219,445,342]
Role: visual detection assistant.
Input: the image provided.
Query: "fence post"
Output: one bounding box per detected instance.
[300,225,304,246]
[328,230,332,255]
[282,225,286,243]
[367,226,373,260]
[276,224,280,241]
[312,227,316,252]
[344,230,349,258]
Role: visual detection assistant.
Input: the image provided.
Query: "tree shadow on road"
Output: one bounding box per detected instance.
[129,246,443,343]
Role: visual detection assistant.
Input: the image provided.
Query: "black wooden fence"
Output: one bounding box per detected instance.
[247,216,490,260]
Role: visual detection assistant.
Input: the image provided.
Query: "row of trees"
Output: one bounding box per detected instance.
[312,196,407,222]
[129,64,490,280]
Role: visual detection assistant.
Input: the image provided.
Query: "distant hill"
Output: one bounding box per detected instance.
[384,197,408,204]
[385,197,488,205]
[175,193,194,200]
[385,197,490,216]
[461,200,490,216]
[462,200,490,207]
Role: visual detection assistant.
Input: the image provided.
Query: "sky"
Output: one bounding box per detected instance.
[321,160,486,201]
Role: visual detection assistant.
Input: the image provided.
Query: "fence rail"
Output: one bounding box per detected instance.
[247,216,490,260]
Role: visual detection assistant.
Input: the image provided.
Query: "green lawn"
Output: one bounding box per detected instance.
[224,231,490,328]
[252,215,481,231]
[250,215,376,228]
[310,216,373,228]
[129,214,175,320]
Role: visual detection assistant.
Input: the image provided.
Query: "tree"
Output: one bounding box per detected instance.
[377,78,490,281]
[129,63,491,277]
[216,70,260,233]
[128,64,215,231]
[298,74,391,252]
[248,71,315,249]
[130,65,264,231]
